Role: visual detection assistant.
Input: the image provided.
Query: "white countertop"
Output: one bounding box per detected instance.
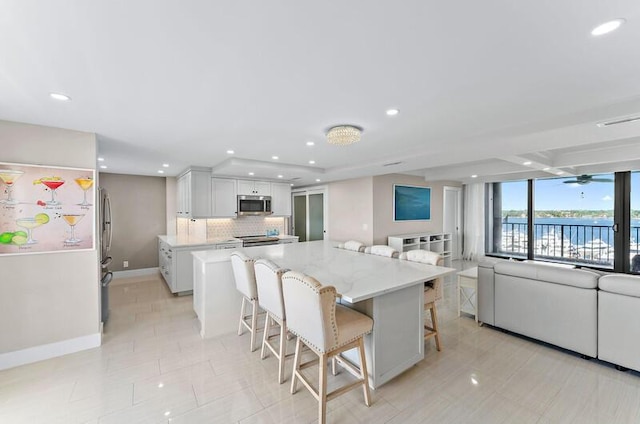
[158,235,241,248]
[159,234,298,248]
[192,240,455,303]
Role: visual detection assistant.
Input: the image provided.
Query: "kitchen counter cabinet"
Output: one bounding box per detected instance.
[158,235,242,294]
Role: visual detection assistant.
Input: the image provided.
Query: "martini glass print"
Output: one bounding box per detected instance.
[0,169,24,205]
[16,214,49,244]
[63,214,85,243]
[39,177,65,206]
[75,177,94,206]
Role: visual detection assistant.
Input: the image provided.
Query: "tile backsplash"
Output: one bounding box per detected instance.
[177,216,288,239]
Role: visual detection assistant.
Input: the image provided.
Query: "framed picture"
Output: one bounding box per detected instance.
[0,162,95,256]
[393,184,431,221]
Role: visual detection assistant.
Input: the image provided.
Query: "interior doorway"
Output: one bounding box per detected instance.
[292,188,327,242]
[443,186,463,260]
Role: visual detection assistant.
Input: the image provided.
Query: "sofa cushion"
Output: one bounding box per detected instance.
[599,275,640,298]
[494,261,598,289]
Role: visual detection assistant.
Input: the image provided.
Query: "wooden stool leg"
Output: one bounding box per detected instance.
[357,338,371,406]
[237,297,246,336]
[261,313,271,359]
[250,299,259,352]
[430,305,441,352]
[278,320,286,384]
[290,337,302,394]
[319,352,328,424]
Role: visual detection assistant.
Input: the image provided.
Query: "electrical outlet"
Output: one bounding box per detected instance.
[123,261,129,268]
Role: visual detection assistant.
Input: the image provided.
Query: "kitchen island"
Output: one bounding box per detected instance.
[192,240,455,388]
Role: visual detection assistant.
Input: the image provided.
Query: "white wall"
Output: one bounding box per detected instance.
[372,174,463,244]
[0,120,100,369]
[327,177,374,244]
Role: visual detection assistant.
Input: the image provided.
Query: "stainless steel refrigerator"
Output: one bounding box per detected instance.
[99,187,113,323]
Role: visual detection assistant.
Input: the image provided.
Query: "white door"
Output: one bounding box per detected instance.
[443,186,463,260]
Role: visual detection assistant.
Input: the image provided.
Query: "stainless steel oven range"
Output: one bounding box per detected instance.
[235,235,280,247]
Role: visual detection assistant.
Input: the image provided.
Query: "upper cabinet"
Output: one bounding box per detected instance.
[176,169,211,218]
[271,182,292,216]
[211,178,237,217]
[237,180,271,196]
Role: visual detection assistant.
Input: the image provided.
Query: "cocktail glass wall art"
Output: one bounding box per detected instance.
[0,162,95,255]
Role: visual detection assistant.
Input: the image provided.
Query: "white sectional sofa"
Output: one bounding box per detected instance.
[480,259,640,371]
[598,275,640,371]
[479,260,599,358]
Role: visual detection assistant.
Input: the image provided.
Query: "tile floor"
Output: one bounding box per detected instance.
[2,261,640,423]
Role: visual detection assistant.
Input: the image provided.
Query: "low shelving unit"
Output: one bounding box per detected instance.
[387,232,452,268]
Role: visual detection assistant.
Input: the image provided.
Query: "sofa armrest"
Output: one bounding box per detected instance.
[599,275,640,298]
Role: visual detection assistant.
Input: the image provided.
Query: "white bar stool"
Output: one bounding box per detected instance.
[230,251,260,352]
[254,258,290,383]
[399,250,443,351]
[282,270,373,424]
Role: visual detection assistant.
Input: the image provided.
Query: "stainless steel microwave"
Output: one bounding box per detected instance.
[237,195,273,216]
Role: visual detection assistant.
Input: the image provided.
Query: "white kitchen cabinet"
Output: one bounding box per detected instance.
[211,178,237,217]
[271,182,292,216]
[176,169,212,218]
[158,237,242,294]
[237,180,271,196]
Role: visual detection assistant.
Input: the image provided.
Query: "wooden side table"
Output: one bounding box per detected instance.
[457,267,478,323]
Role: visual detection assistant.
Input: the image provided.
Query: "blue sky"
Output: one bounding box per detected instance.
[501,173,640,210]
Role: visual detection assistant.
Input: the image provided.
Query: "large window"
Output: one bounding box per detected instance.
[489,172,626,270]
[493,180,528,258]
[534,174,615,267]
[631,172,640,273]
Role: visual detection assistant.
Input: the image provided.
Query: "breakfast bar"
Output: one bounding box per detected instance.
[192,240,455,388]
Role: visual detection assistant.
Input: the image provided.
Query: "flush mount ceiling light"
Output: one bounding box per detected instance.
[50,92,71,101]
[591,19,625,36]
[326,125,362,145]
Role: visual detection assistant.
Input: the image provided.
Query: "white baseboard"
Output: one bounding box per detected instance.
[0,333,101,371]
[112,267,159,279]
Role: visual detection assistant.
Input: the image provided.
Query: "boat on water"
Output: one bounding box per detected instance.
[535,230,577,258]
[578,238,614,261]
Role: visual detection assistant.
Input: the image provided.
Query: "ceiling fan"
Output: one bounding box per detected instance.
[563,174,614,185]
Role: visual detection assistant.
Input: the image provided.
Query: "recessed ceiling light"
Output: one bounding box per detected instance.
[97,157,104,162]
[100,165,107,169]
[591,19,625,36]
[158,383,164,388]
[272,156,279,160]
[226,150,234,154]
[557,171,565,175]
[471,175,478,178]
[309,160,315,164]
[162,163,169,168]
[158,170,164,174]
[543,167,550,171]
[306,141,315,146]
[523,161,532,166]
[50,92,71,101]
[277,175,283,178]
[386,108,399,116]
[290,183,294,186]
[315,178,321,182]
[248,172,254,176]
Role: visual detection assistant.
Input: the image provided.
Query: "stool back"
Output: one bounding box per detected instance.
[230,251,257,300]
[254,259,286,321]
[282,271,337,353]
